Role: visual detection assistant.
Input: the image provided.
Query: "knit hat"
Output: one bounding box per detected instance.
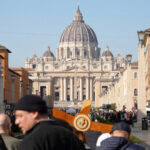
[15,95,48,113]
[111,122,131,134]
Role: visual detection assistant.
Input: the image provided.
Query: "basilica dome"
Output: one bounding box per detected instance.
[57,6,100,60]
[43,46,54,58]
[102,46,113,57]
[59,7,98,44]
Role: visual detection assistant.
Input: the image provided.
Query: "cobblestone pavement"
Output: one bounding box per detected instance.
[86,128,150,150]
[131,126,150,150]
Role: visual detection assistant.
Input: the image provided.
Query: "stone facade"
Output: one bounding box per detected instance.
[95,62,138,111]
[145,29,150,107]
[25,7,127,108]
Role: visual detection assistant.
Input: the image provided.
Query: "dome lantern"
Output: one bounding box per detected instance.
[73,5,84,23]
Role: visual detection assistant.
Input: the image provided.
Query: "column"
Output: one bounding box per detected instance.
[86,77,90,99]
[48,77,54,107]
[80,77,83,101]
[60,48,62,59]
[64,78,67,101]
[137,42,146,125]
[95,78,101,107]
[74,77,77,100]
[73,48,76,58]
[90,78,93,100]
[57,48,59,60]
[60,78,63,101]
[70,78,73,101]
[126,65,134,111]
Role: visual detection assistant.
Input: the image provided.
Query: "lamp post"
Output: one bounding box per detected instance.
[138,31,145,45]
[126,54,132,64]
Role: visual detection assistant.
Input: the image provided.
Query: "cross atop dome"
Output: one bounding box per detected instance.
[47,46,50,51]
[106,45,109,51]
[73,5,84,23]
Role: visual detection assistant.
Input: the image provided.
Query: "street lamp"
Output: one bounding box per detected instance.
[138,31,145,44]
[126,54,132,64]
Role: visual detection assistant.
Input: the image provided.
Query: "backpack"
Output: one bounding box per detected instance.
[0,135,8,150]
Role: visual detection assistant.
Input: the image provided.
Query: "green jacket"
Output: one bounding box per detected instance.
[1,133,20,150]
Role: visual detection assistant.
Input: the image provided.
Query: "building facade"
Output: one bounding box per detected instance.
[25,7,127,108]
[145,29,150,107]
[96,61,138,111]
[0,45,32,112]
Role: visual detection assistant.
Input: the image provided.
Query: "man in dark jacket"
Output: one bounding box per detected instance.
[15,95,85,150]
[96,122,145,150]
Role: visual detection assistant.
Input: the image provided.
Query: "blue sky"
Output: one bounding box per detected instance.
[0,0,150,67]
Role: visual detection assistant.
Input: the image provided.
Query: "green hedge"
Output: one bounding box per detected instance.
[129,135,143,144]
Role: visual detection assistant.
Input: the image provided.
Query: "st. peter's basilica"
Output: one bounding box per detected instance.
[25,6,127,108]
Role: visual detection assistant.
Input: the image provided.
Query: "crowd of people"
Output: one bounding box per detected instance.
[0,94,145,150]
[90,109,137,126]
[60,107,137,126]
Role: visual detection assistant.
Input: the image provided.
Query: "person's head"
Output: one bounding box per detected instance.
[15,95,48,134]
[111,122,131,140]
[0,113,11,134]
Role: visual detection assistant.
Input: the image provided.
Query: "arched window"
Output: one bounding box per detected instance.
[77,51,80,56]
[84,51,87,57]
[134,88,138,96]
[134,72,137,79]
[54,78,58,85]
[32,64,36,69]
